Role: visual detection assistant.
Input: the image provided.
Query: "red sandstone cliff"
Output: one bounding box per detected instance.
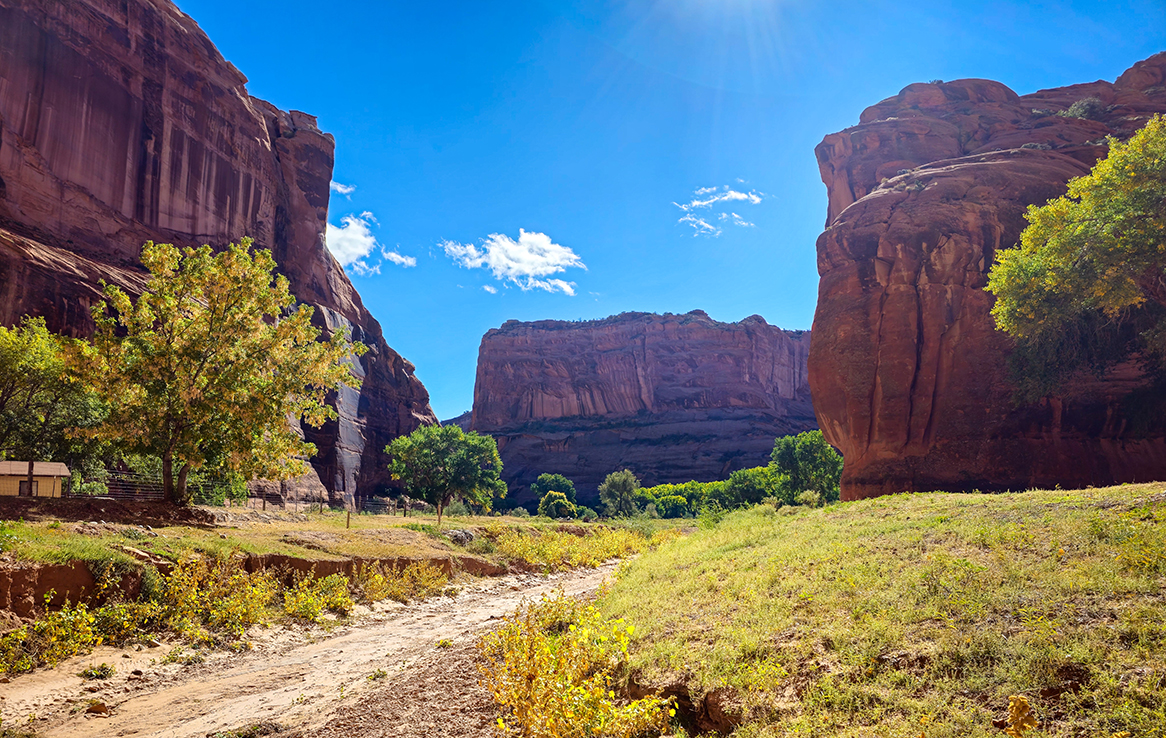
[809,53,1166,501]
[0,0,436,506]
[470,311,816,507]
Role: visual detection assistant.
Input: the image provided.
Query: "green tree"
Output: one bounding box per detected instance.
[655,494,688,519]
[725,466,779,507]
[537,490,577,519]
[0,317,107,493]
[73,240,363,504]
[598,469,640,518]
[386,424,506,527]
[987,115,1166,396]
[529,473,577,504]
[770,431,843,503]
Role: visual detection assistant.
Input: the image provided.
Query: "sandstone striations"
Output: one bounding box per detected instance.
[0,0,436,506]
[470,311,816,508]
[809,53,1166,501]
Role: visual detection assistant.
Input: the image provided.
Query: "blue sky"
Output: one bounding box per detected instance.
[178,0,1165,420]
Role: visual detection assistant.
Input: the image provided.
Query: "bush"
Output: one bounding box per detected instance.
[442,500,470,517]
[632,488,657,512]
[351,561,448,604]
[282,573,353,622]
[508,506,531,518]
[698,501,726,529]
[477,593,673,738]
[795,489,823,508]
[537,490,577,519]
[1058,97,1106,120]
[577,506,599,522]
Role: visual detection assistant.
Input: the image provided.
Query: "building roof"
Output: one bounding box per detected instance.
[0,461,71,477]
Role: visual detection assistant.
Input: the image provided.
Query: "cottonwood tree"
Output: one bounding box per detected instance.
[0,317,105,492]
[385,424,506,527]
[74,239,364,504]
[770,430,843,503]
[987,115,1166,397]
[598,469,640,518]
[530,473,577,504]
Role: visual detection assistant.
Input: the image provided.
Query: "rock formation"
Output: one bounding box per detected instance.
[0,0,436,507]
[809,53,1166,501]
[470,311,816,508]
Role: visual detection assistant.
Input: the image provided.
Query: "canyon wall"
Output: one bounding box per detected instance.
[470,311,817,508]
[809,52,1166,500]
[0,0,436,506]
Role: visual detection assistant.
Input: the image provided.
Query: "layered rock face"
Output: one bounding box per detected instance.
[470,311,817,507]
[809,53,1166,501]
[0,0,436,506]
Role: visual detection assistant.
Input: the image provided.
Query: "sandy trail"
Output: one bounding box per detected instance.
[0,564,616,738]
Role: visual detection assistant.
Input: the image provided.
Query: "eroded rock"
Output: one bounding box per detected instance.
[809,52,1166,500]
[0,0,436,508]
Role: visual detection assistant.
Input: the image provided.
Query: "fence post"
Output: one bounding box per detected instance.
[346,510,351,529]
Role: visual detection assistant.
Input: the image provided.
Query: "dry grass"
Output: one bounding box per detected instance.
[599,484,1166,737]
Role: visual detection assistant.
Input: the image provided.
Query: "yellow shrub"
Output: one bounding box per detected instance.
[0,600,100,673]
[352,561,448,604]
[283,573,353,621]
[496,528,649,571]
[163,557,278,636]
[478,592,672,738]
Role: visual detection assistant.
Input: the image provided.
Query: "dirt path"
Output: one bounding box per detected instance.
[0,564,617,738]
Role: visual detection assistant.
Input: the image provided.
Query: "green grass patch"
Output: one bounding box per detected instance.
[599,485,1166,737]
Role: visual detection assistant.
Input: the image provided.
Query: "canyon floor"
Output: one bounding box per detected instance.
[0,563,617,738]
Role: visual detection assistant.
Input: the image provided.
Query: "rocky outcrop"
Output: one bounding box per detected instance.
[470,311,816,507]
[0,0,436,507]
[809,52,1166,501]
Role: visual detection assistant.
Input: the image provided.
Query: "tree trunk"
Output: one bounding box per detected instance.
[177,463,190,505]
[162,451,175,504]
[436,501,443,529]
[24,459,34,497]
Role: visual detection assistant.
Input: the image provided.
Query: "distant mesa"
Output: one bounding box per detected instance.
[469,310,817,508]
[809,52,1166,501]
[0,0,437,507]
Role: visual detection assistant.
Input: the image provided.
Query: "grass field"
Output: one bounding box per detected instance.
[598,484,1166,737]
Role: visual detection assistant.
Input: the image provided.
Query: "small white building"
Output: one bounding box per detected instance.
[0,461,70,498]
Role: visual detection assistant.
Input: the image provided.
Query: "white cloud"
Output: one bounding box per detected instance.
[326,212,415,275]
[330,181,356,197]
[679,214,721,237]
[673,184,764,236]
[383,247,417,268]
[674,189,762,211]
[482,285,498,294]
[440,229,585,295]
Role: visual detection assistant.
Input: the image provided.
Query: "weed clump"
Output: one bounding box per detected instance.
[478,592,673,738]
[78,662,115,680]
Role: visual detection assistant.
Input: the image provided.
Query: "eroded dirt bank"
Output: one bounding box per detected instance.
[0,564,617,737]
